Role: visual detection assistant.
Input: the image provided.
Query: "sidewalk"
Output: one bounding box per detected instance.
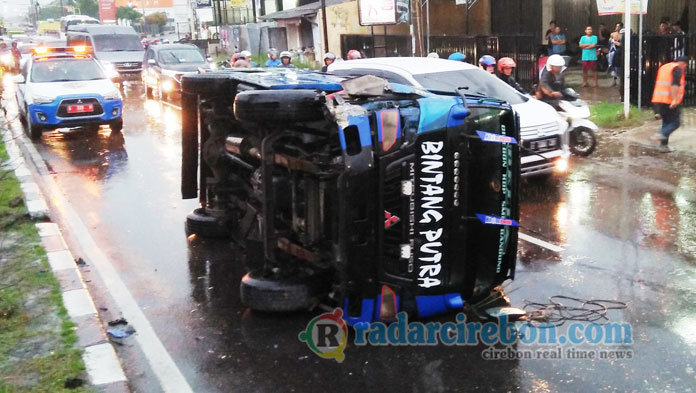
[1,113,130,392]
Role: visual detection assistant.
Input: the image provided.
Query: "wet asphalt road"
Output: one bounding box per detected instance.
[5,84,696,392]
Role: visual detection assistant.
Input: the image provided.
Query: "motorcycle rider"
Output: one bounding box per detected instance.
[448,52,466,62]
[497,57,526,94]
[321,52,336,72]
[278,51,296,68]
[479,55,496,74]
[538,54,567,110]
[265,48,281,67]
[346,49,362,60]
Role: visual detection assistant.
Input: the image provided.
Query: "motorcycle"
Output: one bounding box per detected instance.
[557,88,598,157]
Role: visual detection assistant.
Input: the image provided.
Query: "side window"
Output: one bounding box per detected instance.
[21,60,29,79]
[67,34,78,46]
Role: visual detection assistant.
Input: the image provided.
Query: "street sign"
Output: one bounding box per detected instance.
[358,0,397,26]
[196,0,212,7]
[596,0,647,15]
[229,0,247,7]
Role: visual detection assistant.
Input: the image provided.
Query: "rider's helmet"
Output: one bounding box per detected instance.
[346,49,362,60]
[427,52,439,58]
[497,57,516,73]
[479,54,496,66]
[268,48,278,58]
[240,50,252,58]
[448,52,466,61]
[547,54,566,68]
[323,52,336,60]
[280,51,292,59]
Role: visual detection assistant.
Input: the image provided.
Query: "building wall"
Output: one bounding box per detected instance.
[314,0,490,59]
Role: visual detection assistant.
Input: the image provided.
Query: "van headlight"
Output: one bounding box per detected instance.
[102,89,122,100]
[32,95,56,104]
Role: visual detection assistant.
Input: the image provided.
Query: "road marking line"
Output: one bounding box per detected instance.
[519,232,564,253]
[16,129,195,393]
[161,101,182,111]
[83,343,128,385]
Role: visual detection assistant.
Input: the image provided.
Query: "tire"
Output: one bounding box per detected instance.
[240,270,331,313]
[25,109,42,140]
[569,127,597,157]
[185,207,229,238]
[110,118,123,132]
[146,85,154,99]
[234,90,326,124]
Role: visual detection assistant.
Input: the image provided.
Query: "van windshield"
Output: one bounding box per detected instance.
[93,34,143,52]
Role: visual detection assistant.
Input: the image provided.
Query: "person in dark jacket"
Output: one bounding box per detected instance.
[497,57,526,94]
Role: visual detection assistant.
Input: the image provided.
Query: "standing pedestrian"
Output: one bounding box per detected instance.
[598,23,610,47]
[545,20,556,54]
[651,56,688,153]
[579,26,598,88]
[550,26,566,55]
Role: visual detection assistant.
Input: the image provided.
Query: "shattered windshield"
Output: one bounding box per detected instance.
[413,69,527,104]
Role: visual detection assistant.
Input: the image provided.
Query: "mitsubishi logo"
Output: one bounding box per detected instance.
[384,211,400,229]
[77,99,83,104]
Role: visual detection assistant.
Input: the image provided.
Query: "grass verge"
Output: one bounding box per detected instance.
[590,102,647,129]
[0,138,94,393]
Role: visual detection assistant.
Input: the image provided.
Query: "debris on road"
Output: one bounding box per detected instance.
[108,317,128,326]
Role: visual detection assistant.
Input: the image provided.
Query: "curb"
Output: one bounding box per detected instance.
[2,130,130,392]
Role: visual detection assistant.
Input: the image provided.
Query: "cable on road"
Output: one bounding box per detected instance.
[522,295,628,327]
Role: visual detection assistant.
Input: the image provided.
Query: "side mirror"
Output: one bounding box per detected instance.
[148,58,156,65]
[12,74,25,84]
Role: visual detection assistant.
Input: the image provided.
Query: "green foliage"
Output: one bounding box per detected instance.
[590,102,646,128]
[145,12,168,27]
[39,7,63,20]
[74,0,99,19]
[116,6,142,23]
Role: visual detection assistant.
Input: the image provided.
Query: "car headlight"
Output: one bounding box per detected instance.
[100,60,120,79]
[102,89,122,100]
[32,95,56,104]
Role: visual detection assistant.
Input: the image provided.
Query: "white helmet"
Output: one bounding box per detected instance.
[324,52,336,60]
[280,51,292,59]
[240,50,251,58]
[547,54,565,67]
[427,52,439,58]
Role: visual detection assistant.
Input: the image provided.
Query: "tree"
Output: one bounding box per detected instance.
[74,0,99,18]
[144,12,168,28]
[116,7,142,24]
[39,6,63,20]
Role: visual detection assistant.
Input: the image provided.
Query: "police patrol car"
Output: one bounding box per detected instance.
[13,46,123,139]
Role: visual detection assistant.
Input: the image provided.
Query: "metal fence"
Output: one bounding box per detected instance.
[629,33,696,107]
[430,35,540,91]
[337,34,540,91]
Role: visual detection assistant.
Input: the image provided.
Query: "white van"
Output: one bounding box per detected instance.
[66,25,144,81]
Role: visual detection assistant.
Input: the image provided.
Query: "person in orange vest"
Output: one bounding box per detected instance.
[651,56,688,153]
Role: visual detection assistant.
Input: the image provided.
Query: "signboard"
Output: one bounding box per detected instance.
[196,0,212,7]
[395,0,409,24]
[358,0,397,26]
[229,0,247,7]
[98,0,117,24]
[597,0,648,15]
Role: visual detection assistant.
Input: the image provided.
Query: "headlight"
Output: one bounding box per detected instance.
[32,95,56,104]
[102,89,122,100]
[161,80,175,92]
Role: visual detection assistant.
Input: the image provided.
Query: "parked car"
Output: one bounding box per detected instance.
[13,46,123,139]
[142,43,212,102]
[329,57,569,177]
[180,69,520,323]
[66,25,144,83]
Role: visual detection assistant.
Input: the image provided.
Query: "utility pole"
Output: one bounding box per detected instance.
[411,0,423,56]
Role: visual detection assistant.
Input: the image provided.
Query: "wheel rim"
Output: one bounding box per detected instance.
[573,130,594,153]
